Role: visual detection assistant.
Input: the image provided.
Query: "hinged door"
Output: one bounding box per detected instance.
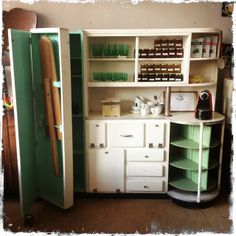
[9,28,73,217]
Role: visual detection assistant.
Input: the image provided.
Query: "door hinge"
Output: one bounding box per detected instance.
[29,37,32,44]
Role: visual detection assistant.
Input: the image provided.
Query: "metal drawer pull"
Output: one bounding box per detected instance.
[90,143,95,148]
[145,155,149,158]
[144,185,149,189]
[120,134,133,138]
[100,144,104,148]
[158,143,163,148]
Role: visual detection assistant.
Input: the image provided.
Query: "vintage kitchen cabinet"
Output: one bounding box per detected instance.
[86,119,170,193]
[8,28,74,220]
[83,28,225,204]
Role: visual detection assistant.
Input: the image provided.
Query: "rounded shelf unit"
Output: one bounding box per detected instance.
[167,112,225,204]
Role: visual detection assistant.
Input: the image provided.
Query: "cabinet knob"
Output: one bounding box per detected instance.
[145,155,149,158]
[96,124,99,127]
[155,124,159,127]
[144,185,149,189]
[90,143,95,148]
[105,151,109,154]
[158,143,163,148]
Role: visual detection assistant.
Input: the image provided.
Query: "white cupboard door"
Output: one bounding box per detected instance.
[88,121,106,148]
[108,123,144,147]
[146,122,165,148]
[88,149,124,192]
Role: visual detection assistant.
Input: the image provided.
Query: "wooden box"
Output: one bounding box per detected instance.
[101,98,121,117]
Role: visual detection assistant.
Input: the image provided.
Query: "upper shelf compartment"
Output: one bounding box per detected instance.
[88,36,135,59]
[190,32,221,60]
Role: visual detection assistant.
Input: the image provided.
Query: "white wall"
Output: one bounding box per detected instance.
[3,1,233,43]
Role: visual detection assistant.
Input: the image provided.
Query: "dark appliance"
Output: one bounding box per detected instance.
[195,90,212,120]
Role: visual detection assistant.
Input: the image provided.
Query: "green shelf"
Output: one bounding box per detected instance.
[171,138,200,149]
[169,175,200,192]
[170,155,218,170]
[72,113,83,118]
[71,56,82,60]
[170,156,199,170]
[171,137,220,149]
[169,173,217,192]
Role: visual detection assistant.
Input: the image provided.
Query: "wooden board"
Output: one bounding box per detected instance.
[39,36,62,140]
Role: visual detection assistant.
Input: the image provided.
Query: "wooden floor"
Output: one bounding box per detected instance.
[3,194,232,234]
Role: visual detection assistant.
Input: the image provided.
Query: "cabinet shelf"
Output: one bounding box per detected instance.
[138,58,183,62]
[169,155,218,170]
[188,82,216,87]
[88,81,187,87]
[72,113,83,118]
[169,174,216,192]
[190,57,218,61]
[71,57,82,60]
[89,58,135,62]
[171,137,220,149]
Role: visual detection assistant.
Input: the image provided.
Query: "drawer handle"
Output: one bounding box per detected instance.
[145,155,149,158]
[96,124,99,127]
[105,151,109,154]
[155,124,159,127]
[120,134,133,138]
[158,143,163,148]
[144,185,149,189]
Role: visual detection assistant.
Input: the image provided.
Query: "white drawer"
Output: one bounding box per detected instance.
[108,123,144,147]
[126,178,164,192]
[127,162,164,177]
[127,149,164,162]
[88,121,106,148]
[146,121,165,148]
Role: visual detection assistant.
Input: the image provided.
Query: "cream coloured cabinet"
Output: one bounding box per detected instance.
[88,149,124,192]
[86,119,169,193]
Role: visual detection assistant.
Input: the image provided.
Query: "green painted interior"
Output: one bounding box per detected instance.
[169,123,220,193]
[10,30,39,217]
[69,32,86,192]
[30,32,65,207]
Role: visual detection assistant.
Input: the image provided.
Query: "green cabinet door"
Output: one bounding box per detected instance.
[9,28,73,218]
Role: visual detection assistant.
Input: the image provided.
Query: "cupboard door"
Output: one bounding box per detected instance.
[87,121,106,148]
[88,149,124,192]
[9,28,73,217]
[146,122,165,148]
[9,29,39,217]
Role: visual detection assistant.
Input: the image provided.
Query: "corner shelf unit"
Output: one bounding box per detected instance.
[168,113,225,203]
[69,32,85,192]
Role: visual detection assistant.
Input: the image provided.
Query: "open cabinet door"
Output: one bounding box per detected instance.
[8,28,73,219]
